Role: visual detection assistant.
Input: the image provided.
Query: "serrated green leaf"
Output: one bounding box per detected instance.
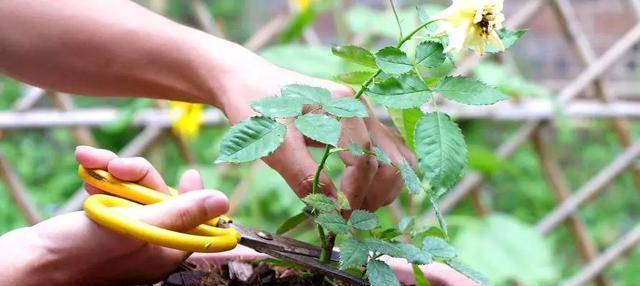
[215,116,286,163]
[446,259,493,286]
[302,193,337,214]
[335,71,375,85]
[276,211,309,235]
[397,243,433,265]
[365,72,431,109]
[324,98,368,118]
[423,237,456,259]
[349,210,378,230]
[250,96,302,118]
[486,28,527,53]
[281,84,332,105]
[399,161,423,195]
[412,264,430,286]
[414,112,466,192]
[367,260,400,286]
[372,147,392,165]
[415,41,445,68]
[331,45,377,68]
[388,108,422,152]
[294,114,341,146]
[347,142,365,156]
[375,47,412,74]
[437,76,508,105]
[399,217,415,232]
[316,213,349,234]
[339,238,368,270]
[364,238,404,257]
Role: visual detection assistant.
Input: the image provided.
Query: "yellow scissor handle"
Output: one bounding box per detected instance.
[79,166,241,253]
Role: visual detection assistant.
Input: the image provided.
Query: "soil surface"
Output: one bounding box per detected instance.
[159,260,355,286]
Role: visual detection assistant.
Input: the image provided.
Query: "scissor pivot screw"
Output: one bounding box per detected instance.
[257,231,273,240]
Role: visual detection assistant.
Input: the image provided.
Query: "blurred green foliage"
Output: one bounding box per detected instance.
[1,1,640,285]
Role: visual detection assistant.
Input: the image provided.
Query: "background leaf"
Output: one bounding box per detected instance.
[388,108,422,152]
[250,96,302,118]
[349,210,378,230]
[375,47,413,74]
[436,76,508,105]
[334,71,375,84]
[339,238,369,270]
[415,41,445,68]
[365,72,431,109]
[453,214,558,285]
[367,260,401,286]
[294,114,341,146]
[216,116,286,163]
[331,45,377,68]
[414,112,467,192]
[281,84,332,105]
[276,211,309,235]
[323,98,369,118]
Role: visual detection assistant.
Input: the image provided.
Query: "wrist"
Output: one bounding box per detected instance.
[0,227,64,286]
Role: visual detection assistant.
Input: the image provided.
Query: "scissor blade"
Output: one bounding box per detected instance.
[233,224,339,261]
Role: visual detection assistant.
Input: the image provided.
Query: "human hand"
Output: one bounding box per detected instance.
[217,56,415,211]
[0,146,229,286]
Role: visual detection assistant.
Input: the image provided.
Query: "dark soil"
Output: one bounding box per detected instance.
[160,260,352,286]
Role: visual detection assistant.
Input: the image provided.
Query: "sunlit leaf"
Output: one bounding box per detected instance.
[215,116,286,163]
[414,112,466,192]
[388,108,422,152]
[250,96,302,118]
[323,98,368,118]
[276,211,309,235]
[415,41,445,68]
[375,47,412,74]
[294,114,341,146]
[281,84,332,105]
[365,72,431,109]
[335,71,375,85]
[331,45,377,68]
[436,76,508,105]
[316,213,349,234]
[302,193,337,214]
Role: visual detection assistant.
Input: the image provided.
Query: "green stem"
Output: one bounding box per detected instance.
[315,18,438,264]
[397,19,438,48]
[312,144,333,194]
[389,0,403,42]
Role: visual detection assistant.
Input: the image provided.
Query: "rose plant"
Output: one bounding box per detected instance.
[214,0,524,285]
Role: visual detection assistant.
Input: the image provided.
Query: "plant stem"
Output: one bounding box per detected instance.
[389,0,403,42]
[312,144,333,194]
[315,17,438,265]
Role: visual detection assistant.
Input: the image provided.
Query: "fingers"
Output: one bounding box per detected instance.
[124,190,229,231]
[177,169,204,193]
[75,145,117,169]
[338,118,378,209]
[107,157,169,194]
[262,126,337,199]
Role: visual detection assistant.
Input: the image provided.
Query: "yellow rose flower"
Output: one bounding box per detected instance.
[169,101,204,140]
[433,0,505,55]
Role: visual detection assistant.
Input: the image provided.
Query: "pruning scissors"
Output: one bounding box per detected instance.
[78,166,367,285]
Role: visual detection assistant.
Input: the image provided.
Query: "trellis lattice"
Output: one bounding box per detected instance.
[0,1,639,285]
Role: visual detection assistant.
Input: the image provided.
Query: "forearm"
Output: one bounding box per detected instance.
[0,228,50,286]
[0,0,259,108]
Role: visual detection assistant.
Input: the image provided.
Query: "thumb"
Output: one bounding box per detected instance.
[123,190,229,231]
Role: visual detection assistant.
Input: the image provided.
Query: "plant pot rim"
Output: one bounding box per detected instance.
[188,245,478,286]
